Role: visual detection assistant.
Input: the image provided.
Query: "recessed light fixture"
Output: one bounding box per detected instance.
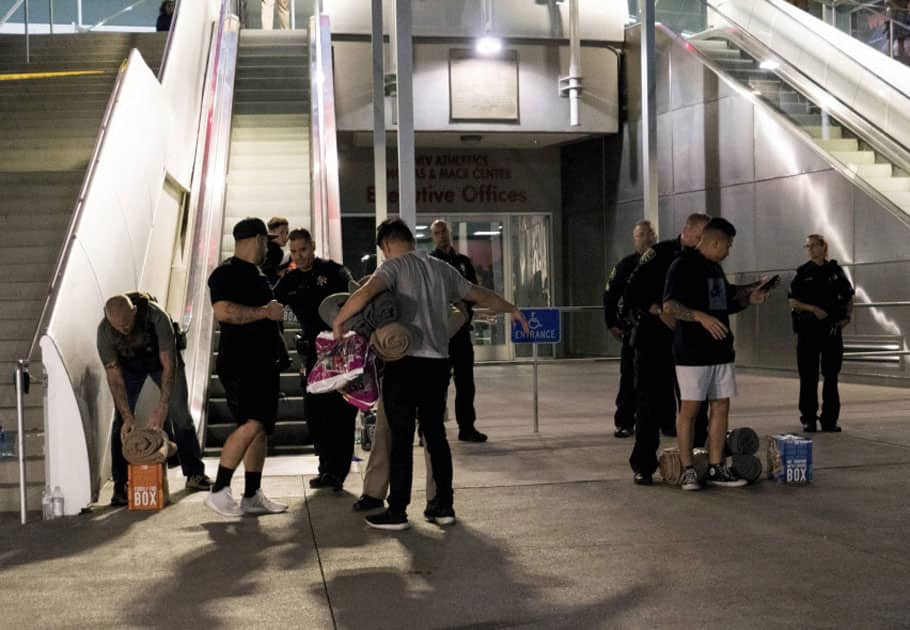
[476,36,503,55]
[759,59,780,71]
[416,225,428,230]
[473,231,502,236]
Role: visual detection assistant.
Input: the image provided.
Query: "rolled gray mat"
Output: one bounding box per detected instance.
[726,427,760,456]
[731,453,763,483]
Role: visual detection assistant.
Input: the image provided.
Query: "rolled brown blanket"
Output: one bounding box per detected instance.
[123,428,176,465]
[370,323,411,362]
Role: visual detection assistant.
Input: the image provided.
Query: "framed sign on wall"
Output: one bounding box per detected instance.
[449,49,520,122]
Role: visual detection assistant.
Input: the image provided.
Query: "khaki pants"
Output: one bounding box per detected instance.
[362,398,436,501]
[261,0,290,30]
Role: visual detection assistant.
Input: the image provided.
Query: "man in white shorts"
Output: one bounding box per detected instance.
[662,218,772,490]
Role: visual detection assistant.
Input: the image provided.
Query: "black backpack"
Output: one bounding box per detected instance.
[126,292,187,352]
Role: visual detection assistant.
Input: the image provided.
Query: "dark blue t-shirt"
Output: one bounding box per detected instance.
[663,249,739,366]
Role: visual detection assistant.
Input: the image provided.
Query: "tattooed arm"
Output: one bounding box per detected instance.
[729,280,763,313]
[663,299,729,340]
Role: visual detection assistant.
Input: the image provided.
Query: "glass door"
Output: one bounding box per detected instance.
[416,213,552,362]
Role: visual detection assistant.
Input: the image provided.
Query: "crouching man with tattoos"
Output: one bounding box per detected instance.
[662,218,772,490]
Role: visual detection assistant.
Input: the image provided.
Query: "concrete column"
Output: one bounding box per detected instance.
[640,0,659,230]
[393,0,416,230]
[371,0,387,256]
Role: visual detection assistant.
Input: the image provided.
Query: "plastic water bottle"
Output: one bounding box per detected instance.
[51,486,64,518]
[42,486,54,521]
[0,425,6,458]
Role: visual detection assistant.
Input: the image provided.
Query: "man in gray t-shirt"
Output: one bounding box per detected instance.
[97,292,210,505]
[333,218,527,531]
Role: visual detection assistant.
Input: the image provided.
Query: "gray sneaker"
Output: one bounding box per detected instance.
[680,467,701,491]
[706,464,748,488]
[204,487,243,517]
[241,489,288,515]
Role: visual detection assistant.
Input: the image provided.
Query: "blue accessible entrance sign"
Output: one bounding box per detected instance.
[511,308,561,344]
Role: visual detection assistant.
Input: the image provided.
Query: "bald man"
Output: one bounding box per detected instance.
[97,292,211,506]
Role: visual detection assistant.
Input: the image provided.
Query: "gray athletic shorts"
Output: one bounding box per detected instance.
[675,362,737,401]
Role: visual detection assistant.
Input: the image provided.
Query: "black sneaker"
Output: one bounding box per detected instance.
[110,489,128,507]
[308,474,331,489]
[353,495,384,512]
[801,417,818,433]
[423,499,456,525]
[706,463,747,488]
[633,472,653,486]
[458,429,488,443]
[365,509,410,531]
[614,427,634,438]
[820,422,842,433]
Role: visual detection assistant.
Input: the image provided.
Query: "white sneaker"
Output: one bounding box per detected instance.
[241,489,288,515]
[204,487,243,517]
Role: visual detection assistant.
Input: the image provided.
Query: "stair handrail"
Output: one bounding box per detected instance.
[654,23,910,231]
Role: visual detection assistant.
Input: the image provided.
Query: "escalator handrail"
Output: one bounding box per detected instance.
[655,23,910,230]
[689,22,910,186]
[708,0,910,107]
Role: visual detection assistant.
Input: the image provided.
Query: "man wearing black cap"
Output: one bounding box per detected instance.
[274,227,356,492]
[204,217,289,517]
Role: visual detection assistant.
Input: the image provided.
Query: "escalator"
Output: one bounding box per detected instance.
[657,0,910,221]
[203,29,312,457]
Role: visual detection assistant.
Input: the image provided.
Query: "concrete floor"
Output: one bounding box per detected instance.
[1,363,909,629]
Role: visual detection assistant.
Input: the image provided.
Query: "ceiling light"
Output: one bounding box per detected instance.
[416,225,428,230]
[473,231,502,236]
[759,59,780,71]
[476,36,502,55]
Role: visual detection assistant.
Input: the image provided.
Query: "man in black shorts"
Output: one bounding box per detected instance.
[205,217,289,516]
[274,228,357,492]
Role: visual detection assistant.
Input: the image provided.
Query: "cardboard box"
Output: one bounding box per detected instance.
[767,434,813,484]
[128,463,170,510]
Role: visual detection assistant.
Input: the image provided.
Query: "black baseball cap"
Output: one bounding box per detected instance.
[232,217,268,240]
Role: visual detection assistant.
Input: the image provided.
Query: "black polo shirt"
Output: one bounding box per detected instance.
[788,259,854,333]
[208,257,282,371]
[274,258,353,343]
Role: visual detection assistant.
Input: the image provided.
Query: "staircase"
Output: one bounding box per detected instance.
[691,37,910,215]
[204,30,312,457]
[0,33,166,513]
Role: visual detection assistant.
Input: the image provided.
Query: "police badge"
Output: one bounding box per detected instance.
[317,275,328,286]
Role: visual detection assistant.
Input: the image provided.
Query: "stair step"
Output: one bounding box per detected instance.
[803,125,843,139]
[884,191,910,209]
[0,319,43,340]
[229,138,309,154]
[0,339,35,358]
[816,138,859,152]
[0,300,44,320]
[231,127,309,141]
[227,168,310,185]
[0,481,45,514]
[0,229,65,247]
[0,246,59,265]
[0,263,55,281]
[0,406,42,431]
[205,418,310,449]
[864,176,910,192]
[231,113,309,127]
[848,163,893,177]
[831,150,877,165]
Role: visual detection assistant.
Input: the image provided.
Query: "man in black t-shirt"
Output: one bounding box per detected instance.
[205,217,289,517]
[262,216,290,285]
[274,228,357,492]
[663,218,771,491]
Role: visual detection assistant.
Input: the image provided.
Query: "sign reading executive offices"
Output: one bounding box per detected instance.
[341,147,560,213]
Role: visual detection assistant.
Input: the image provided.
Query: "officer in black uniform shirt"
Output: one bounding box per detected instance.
[788,233,854,433]
[429,219,487,443]
[604,220,656,438]
[274,228,357,491]
[623,213,711,485]
[205,217,289,517]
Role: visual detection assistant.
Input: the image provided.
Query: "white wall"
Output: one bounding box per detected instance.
[334,41,619,134]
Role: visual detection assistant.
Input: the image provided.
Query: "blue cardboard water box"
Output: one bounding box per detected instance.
[767,434,813,484]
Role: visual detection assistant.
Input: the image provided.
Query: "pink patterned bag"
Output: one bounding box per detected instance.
[341,352,380,411]
[306,331,369,394]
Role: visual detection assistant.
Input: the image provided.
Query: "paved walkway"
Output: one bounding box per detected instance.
[1,364,909,629]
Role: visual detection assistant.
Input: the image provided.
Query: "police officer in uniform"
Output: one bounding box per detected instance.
[429,219,488,442]
[604,220,656,438]
[623,213,711,485]
[788,233,854,433]
[274,228,358,490]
